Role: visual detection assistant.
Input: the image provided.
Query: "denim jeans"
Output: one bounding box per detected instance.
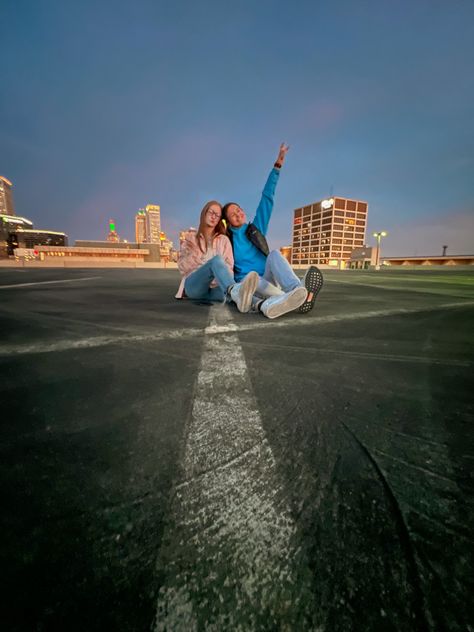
[184,255,234,301]
[256,250,302,298]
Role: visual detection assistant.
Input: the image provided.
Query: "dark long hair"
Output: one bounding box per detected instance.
[196,200,225,254]
[221,202,239,237]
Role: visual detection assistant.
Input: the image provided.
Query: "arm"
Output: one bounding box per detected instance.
[253,143,289,235]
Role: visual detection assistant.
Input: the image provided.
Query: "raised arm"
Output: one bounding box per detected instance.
[253,143,290,235]
[274,142,289,169]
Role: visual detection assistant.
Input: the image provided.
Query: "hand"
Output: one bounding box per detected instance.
[276,142,290,166]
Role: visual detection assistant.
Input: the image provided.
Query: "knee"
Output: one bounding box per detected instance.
[268,249,282,262]
[184,283,199,299]
[210,254,226,269]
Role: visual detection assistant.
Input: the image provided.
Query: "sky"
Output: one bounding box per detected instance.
[1,0,473,256]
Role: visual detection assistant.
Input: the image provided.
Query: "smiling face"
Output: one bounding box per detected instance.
[225,203,247,228]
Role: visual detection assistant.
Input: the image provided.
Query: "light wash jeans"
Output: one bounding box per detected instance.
[255,250,302,298]
[184,255,234,301]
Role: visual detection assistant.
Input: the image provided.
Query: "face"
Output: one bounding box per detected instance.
[225,204,246,228]
[204,203,222,228]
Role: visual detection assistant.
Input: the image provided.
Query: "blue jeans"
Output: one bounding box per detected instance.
[184,255,234,301]
[256,250,302,298]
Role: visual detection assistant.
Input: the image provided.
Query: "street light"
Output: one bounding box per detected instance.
[373,231,387,270]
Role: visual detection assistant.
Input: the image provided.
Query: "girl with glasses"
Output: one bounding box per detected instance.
[175,200,259,311]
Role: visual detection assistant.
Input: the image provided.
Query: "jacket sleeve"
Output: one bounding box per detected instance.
[178,236,203,277]
[252,167,280,236]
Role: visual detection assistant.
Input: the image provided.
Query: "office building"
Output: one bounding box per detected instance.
[291,196,368,267]
[145,204,161,243]
[135,204,161,244]
[135,210,147,243]
[0,176,15,216]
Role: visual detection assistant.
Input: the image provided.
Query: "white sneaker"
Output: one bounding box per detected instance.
[260,286,307,319]
[230,271,259,313]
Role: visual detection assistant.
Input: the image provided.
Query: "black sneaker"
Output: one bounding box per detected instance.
[298,266,323,313]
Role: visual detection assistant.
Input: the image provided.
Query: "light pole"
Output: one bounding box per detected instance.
[373,231,387,270]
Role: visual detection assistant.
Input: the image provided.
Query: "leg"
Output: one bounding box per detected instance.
[263,250,302,292]
[297,266,324,313]
[255,276,284,299]
[184,255,233,299]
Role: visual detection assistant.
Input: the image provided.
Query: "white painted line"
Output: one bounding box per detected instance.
[154,305,314,630]
[326,277,474,297]
[0,327,204,356]
[0,276,101,289]
[0,300,473,357]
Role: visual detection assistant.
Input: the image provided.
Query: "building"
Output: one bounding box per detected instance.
[0,213,67,257]
[158,231,174,262]
[135,204,161,244]
[348,246,377,269]
[106,219,120,242]
[135,210,147,243]
[0,176,15,216]
[280,246,292,263]
[382,254,474,266]
[145,204,161,243]
[291,196,368,267]
[75,240,160,262]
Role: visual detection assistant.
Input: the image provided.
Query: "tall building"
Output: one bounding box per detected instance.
[291,196,368,267]
[135,210,147,243]
[106,218,120,242]
[135,204,161,244]
[145,204,161,243]
[0,176,15,216]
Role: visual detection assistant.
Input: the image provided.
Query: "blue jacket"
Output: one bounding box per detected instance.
[230,167,280,281]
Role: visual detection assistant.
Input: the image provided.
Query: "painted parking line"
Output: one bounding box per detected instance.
[326,277,474,297]
[154,305,315,630]
[0,276,101,289]
[0,300,473,357]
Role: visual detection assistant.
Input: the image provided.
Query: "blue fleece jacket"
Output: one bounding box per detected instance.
[230,167,280,281]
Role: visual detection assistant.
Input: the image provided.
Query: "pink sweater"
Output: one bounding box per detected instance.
[175,232,234,298]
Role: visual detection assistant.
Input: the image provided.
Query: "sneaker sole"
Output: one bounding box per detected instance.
[298,266,324,313]
[264,286,307,319]
[237,271,259,313]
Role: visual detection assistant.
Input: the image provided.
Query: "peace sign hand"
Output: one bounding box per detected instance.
[276,142,290,167]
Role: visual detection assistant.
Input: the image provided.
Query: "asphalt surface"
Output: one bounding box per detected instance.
[0,267,473,631]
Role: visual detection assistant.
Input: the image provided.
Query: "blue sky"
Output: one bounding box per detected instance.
[1,0,473,255]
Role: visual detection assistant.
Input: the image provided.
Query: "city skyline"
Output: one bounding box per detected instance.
[1,1,473,257]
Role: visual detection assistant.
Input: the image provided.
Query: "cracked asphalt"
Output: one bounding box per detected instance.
[0,267,473,631]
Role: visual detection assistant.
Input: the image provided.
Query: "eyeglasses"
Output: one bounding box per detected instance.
[207,210,221,219]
